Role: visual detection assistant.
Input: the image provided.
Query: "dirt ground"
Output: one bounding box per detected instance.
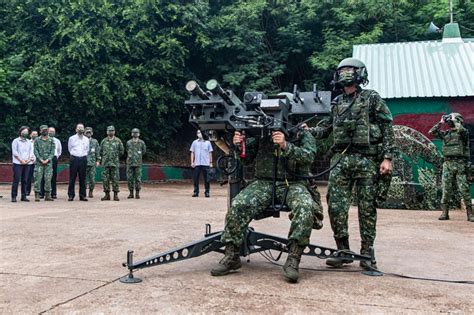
[0,182,473,314]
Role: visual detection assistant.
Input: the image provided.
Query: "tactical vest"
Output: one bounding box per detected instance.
[332,90,382,154]
[442,131,466,158]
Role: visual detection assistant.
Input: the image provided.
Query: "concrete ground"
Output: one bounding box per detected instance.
[0,182,473,314]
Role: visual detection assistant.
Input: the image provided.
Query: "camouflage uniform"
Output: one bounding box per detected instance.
[310,86,396,256]
[126,139,146,192]
[100,136,124,193]
[86,136,100,192]
[429,119,473,221]
[34,136,55,194]
[221,131,321,247]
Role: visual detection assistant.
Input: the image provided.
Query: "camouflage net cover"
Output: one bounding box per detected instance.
[380,125,442,210]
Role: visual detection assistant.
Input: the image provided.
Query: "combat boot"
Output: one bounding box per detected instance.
[113,192,120,201]
[35,193,40,202]
[127,190,134,199]
[101,192,110,201]
[210,243,241,276]
[135,190,140,199]
[88,189,93,198]
[438,207,449,220]
[360,242,377,271]
[326,237,353,268]
[283,242,304,283]
[45,193,54,201]
[467,207,474,222]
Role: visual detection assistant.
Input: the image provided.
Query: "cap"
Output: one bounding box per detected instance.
[107,126,115,131]
[85,127,93,133]
[131,128,140,133]
[40,125,48,130]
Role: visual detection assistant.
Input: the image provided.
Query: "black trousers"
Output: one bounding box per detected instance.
[68,156,87,199]
[11,164,31,199]
[41,156,58,197]
[26,164,35,195]
[193,165,210,194]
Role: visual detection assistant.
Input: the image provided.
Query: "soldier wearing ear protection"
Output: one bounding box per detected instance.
[308,57,396,271]
[429,113,473,222]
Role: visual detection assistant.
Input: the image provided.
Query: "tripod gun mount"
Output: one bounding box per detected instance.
[120,80,381,284]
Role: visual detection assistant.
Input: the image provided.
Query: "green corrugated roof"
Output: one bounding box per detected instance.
[353,39,474,99]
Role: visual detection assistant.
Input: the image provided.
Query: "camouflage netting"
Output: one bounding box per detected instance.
[380,125,442,210]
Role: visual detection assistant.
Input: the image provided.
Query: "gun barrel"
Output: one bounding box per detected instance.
[206,79,233,103]
[186,80,209,100]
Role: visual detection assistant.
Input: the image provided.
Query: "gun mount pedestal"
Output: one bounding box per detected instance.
[120,223,380,284]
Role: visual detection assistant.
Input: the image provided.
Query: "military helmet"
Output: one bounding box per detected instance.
[334,57,368,86]
[107,125,115,131]
[131,128,140,133]
[451,112,464,124]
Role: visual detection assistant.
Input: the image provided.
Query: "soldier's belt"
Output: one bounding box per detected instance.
[255,176,303,182]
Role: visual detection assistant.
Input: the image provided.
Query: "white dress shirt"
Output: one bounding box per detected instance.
[52,137,62,158]
[68,134,90,157]
[28,139,35,165]
[12,137,33,165]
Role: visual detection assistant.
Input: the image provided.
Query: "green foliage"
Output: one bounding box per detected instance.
[0,0,472,160]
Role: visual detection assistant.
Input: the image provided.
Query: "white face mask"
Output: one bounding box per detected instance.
[197,131,203,139]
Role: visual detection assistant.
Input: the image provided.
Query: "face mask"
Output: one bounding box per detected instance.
[41,131,48,136]
[107,132,115,137]
[132,133,139,138]
[338,68,356,87]
[447,120,455,128]
[197,132,203,139]
[32,135,38,140]
[49,132,55,137]
[85,132,92,138]
[77,129,84,135]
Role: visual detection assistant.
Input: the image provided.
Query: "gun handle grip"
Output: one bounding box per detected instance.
[240,131,246,158]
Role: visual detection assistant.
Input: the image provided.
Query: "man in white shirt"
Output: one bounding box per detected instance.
[67,123,90,201]
[40,126,62,199]
[190,130,213,197]
[11,126,33,202]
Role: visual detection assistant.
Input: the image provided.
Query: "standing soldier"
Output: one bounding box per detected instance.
[40,126,62,199]
[26,130,38,196]
[308,58,396,270]
[126,128,146,199]
[34,125,56,202]
[429,113,473,222]
[99,126,124,201]
[85,127,100,198]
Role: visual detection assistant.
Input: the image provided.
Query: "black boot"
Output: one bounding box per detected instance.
[439,206,449,220]
[88,189,93,198]
[101,192,110,201]
[135,190,140,199]
[113,192,120,201]
[326,237,353,268]
[45,192,54,201]
[127,190,134,199]
[467,207,473,222]
[210,243,242,276]
[283,242,305,283]
[360,242,377,271]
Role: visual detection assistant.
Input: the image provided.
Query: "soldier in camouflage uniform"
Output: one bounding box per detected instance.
[429,113,473,222]
[211,130,324,283]
[34,125,56,202]
[309,58,396,270]
[85,127,100,198]
[126,128,146,199]
[99,126,124,201]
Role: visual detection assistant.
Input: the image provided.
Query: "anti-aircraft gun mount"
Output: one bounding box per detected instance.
[120,80,382,284]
